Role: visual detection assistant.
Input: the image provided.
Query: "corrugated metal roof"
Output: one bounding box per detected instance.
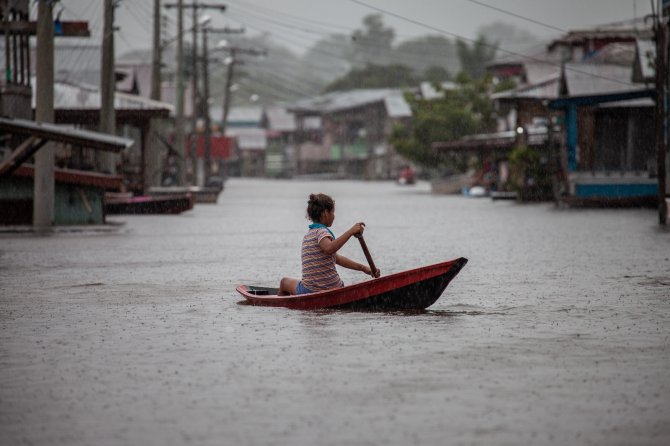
[226,128,266,150]
[548,18,653,49]
[384,93,412,117]
[524,62,561,84]
[0,116,133,153]
[564,63,642,96]
[291,89,411,117]
[30,78,173,112]
[265,107,296,131]
[227,106,263,125]
[491,73,560,101]
[419,81,457,100]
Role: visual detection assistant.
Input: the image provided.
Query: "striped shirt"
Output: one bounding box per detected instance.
[301,227,344,291]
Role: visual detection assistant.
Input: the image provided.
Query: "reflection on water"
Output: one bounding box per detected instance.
[1,178,669,446]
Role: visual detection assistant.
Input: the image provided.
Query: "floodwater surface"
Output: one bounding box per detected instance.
[1,179,669,445]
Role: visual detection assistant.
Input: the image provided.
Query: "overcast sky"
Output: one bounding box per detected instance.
[56,0,654,57]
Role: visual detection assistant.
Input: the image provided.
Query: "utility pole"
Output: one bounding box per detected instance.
[165,2,226,186]
[201,26,244,181]
[175,0,186,186]
[191,0,199,184]
[217,46,266,178]
[202,25,211,182]
[151,0,161,101]
[34,0,54,229]
[218,46,266,150]
[220,50,235,144]
[654,0,668,225]
[147,0,162,192]
[98,0,117,174]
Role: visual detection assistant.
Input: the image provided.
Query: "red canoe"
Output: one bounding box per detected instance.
[236,257,468,311]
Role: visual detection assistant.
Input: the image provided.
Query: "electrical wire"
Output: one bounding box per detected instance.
[55,1,104,85]
[346,0,639,87]
[228,5,459,61]
[465,0,566,33]
[224,13,356,69]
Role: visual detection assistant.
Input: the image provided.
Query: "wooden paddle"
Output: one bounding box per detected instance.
[355,233,380,278]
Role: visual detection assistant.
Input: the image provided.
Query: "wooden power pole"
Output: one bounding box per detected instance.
[219,46,266,149]
[655,1,668,225]
[173,0,186,185]
[98,0,117,174]
[201,26,244,181]
[201,25,211,182]
[165,1,226,185]
[34,0,55,229]
[151,0,162,101]
[147,0,162,192]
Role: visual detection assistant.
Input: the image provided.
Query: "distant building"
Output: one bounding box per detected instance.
[32,78,172,194]
[289,88,412,179]
[437,18,661,204]
[0,2,135,225]
[264,106,296,178]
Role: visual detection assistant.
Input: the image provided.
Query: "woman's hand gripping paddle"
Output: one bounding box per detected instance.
[355,232,381,278]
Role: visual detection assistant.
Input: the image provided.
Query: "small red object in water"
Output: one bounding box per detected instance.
[397,166,416,185]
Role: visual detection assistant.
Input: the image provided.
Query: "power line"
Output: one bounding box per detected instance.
[465,0,638,56]
[225,0,358,34]
[229,7,459,61]
[228,1,461,61]
[347,0,638,87]
[465,0,565,34]
[225,14,355,68]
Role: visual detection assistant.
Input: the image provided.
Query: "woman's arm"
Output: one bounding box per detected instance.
[319,222,365,255]
[335,254,372,275]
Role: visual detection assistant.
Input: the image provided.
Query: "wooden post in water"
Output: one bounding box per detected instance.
[98,0,116,174]
[34,0,54,229]
[655,4,668,225]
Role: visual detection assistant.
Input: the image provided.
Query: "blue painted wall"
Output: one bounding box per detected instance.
[575,183,658,198]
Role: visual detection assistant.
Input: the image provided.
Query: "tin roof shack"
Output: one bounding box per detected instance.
[215,106,264,177]
[290,89,412,179]
[549,59,656,206]
[470,20,653,203]
[433,126,557,199]
[38,79,172,195]
[263,106,296,178]
[227,127,266,177]
[547,18,653,62]
[0,117,132,225]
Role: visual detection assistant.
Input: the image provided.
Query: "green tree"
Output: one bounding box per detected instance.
[456,35,498,79]
[393,35,459,75]
[301,34,354,83]
[351,14,395,67]
[422,65,451,84]
[391,76,498,170]
[323,63,417,92]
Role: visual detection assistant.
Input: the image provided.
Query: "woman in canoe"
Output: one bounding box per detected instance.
[278,193,380,295]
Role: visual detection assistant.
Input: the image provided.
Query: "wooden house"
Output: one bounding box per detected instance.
[289,89,412,179]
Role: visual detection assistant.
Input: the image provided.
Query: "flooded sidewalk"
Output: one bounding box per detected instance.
[1,179,669,445]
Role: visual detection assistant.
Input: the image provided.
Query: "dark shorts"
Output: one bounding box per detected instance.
[296,281,313,295]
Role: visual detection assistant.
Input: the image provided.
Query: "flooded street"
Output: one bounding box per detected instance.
[1,178,669,445]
